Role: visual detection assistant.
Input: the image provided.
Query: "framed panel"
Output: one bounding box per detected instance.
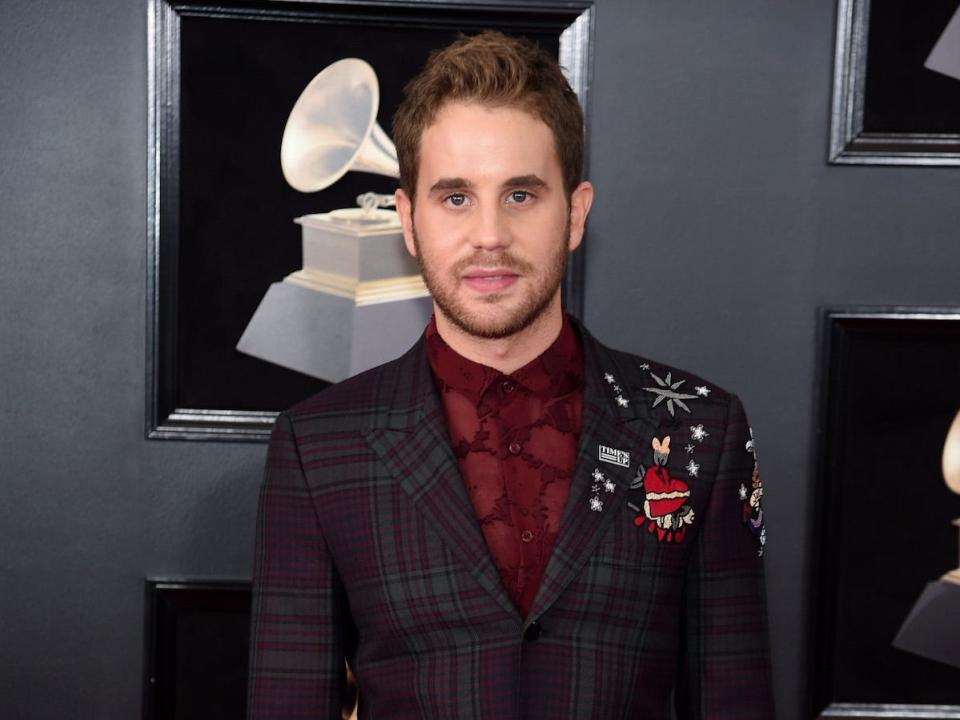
[828,0,960,165]
[143,578,252,720]
[147,0,595,441]
[143,577,359,720]
[811,308,960,718]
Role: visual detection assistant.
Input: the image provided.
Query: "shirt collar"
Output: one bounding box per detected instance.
[425,313,584,409]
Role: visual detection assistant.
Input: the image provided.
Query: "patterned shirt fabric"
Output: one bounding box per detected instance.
[425,315,584,618]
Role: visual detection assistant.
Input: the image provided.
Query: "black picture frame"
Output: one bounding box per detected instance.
[143,578,252,720]
[828,0,960,165]
[810,307,960,719]
[146,0,595,442]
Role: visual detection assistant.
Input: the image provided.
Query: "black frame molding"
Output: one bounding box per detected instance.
[143,577,252,720]
[828,0,960,166]
[810,306,960,719]
[146,0,595,442]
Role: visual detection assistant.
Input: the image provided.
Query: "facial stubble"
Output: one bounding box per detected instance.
[411,218,571,340]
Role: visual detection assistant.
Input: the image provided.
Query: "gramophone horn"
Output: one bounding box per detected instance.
[280,58,399,193]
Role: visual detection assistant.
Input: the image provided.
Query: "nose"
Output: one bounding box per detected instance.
[471,201,511,251]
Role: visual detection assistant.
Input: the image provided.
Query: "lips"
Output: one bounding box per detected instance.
[461,270,520,292]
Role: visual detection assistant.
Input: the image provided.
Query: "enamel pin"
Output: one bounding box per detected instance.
[599,444,630,468]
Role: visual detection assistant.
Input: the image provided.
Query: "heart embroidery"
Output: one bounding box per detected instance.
[628,436,696,543]
[644,467,690,518]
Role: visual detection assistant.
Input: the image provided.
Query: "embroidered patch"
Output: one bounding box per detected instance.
[599,444,631,468]
[588,466,617,512]
[740,427,766,556]
[684,423,709,477]
[643,372,700,416]
[627,436,695,543]
[603,371,630,409]
[690,424,709,442]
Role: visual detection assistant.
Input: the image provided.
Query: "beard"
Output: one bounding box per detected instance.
[411,220,570,340]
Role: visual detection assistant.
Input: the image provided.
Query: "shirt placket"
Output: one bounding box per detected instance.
[499,378,542,610]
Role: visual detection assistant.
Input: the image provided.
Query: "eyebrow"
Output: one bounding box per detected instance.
[428,177,474,194]
[427,174,549,194]
[502,174,548,190]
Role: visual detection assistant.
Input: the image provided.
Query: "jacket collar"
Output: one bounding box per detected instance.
[365,316,659,626]
[370,316,654,429]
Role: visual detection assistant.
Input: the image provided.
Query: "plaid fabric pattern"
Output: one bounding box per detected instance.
[248,320,774,719]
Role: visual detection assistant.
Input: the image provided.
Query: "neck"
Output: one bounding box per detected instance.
[433,295,564,374]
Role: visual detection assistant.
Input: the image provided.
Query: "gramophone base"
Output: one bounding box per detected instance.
[893,579,960,669]
[237,280,433,383]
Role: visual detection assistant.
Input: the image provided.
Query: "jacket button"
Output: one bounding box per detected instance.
[508,441,522,455]
[524,621,541,641]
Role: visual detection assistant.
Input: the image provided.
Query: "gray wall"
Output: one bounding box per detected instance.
[1,0,958,718]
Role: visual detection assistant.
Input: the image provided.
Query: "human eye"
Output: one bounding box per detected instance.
[505,190,534,205]
[442,192,469,208]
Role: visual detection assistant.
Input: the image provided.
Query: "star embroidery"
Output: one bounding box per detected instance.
[591,483,600,493]
[686,459,700,477]
[589,496,604,512]
[643,372,698,416]
[685,443,695,453]
[738,483,748,501]
[616,395,630,407]
[592,468,605,482]
[690,424,709,442]
[613,384,622,393]
[604,373,615,384]
[603,479,616,493]
[640,363,650,370]
[694,385,710,397]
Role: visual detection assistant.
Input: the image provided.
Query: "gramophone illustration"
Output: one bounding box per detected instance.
[893,409,960,668]
[925,3,960,82]
[237,59,432,382]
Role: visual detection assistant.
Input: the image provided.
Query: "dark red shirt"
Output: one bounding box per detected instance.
[425,316,584,618]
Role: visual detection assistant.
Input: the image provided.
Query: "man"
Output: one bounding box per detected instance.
[248,31,774,719]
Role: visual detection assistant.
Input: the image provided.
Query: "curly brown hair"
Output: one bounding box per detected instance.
[392,31,584,200]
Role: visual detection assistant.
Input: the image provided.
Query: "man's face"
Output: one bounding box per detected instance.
[395,101,592,339]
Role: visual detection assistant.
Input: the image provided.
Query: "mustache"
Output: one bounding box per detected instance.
[452,252,534,275]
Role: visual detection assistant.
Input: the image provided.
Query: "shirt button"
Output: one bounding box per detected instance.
[501,379,516,394]
[508,441,522,455]
[520,530,534,543]
[524,621,542,641]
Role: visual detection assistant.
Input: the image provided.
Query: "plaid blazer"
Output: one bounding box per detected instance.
[248,321,774,719]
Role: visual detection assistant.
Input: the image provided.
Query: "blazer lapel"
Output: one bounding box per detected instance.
[365,340,521,621]
[526,326,659,624]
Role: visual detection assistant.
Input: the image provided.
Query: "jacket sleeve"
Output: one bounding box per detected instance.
[675,394,775,719]
[247,412,347,719]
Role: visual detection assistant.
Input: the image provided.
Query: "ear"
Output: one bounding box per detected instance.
[662,436,671,452]
[395,188,416,258]
[652,437,662,453]
[566,180,594,253]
